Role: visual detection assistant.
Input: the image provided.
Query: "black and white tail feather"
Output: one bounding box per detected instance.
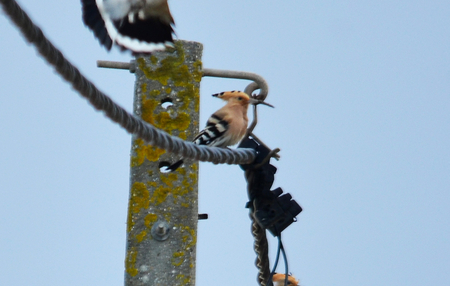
[167,115,230,172]
[81,0,175,53]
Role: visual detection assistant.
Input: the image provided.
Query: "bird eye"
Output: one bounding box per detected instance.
[237,97,242,100]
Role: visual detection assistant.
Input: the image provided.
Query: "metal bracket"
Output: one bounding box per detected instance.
[96,60,278,159]
[96,61,268,99]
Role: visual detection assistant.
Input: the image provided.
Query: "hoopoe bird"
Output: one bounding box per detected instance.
[81,0,174,53]
[272,273,300,286]
[167,91,273,171]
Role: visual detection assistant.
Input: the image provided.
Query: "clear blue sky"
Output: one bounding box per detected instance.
[1,1,449,285]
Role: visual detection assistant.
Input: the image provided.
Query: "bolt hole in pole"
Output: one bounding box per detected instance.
[161,98,174,109]
[158,162,172,173]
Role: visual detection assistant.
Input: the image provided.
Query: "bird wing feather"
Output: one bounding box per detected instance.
[193,114,229,147]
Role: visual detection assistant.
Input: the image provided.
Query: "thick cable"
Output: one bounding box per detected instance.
[251,215,271,286]
[0,0,256,166]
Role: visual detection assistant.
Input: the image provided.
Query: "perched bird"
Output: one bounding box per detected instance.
[167,91,273,171]
[272,273,300,286]
[81,0,174,53]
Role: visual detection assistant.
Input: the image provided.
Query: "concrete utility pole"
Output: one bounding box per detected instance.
[125,40,203,286]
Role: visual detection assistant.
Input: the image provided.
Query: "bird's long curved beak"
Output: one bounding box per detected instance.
[249,98,275,108]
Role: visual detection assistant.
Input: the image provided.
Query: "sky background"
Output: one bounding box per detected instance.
[1,0,450,285]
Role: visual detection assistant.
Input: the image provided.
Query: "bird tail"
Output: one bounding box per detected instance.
[81,0,113,50]
[166,159,184,172]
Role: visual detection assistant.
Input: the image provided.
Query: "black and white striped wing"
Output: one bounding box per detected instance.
[81,0,113,50]
[166,115,228,172]
[193,115,229,147]
[81,0,174,53]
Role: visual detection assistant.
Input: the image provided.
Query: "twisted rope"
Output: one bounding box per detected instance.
[0,0,256,165]
[251,214,271,286]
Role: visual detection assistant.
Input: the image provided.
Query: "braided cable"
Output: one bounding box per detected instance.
[0,0,256,165]
[250,214,271,286]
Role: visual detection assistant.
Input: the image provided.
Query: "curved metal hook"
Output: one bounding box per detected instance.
[244,81,263,99]
[202,68,269,100]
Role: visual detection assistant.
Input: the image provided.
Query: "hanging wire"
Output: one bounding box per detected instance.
[280,238,289,286]
[263,235,290,286]
[265,235,282,286]
[0,0,256,166]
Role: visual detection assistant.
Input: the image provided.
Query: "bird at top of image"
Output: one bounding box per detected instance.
[167,91,274,172]
[81,0,175,53]
[272,273,300,286]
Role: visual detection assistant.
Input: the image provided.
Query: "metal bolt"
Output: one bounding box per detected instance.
[157,223,167,235]
[198,213,208,220]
